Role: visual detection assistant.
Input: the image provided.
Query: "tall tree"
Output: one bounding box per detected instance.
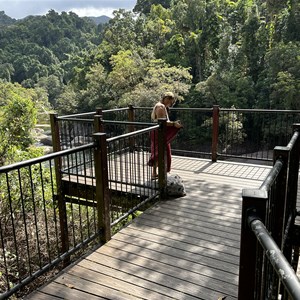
[134,0,172,14]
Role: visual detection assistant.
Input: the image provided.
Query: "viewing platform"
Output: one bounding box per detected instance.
[27,157,271,299]
[2,107,300,299]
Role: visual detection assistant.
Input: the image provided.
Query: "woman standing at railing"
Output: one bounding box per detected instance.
[148,91,183,179]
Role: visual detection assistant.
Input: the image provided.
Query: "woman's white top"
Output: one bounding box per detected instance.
[151,102,169,122]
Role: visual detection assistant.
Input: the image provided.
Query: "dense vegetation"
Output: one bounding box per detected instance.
[0,2,299,296]
[0,0,299,165]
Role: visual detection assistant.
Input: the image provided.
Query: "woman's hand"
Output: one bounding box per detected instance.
[174,120,183,128]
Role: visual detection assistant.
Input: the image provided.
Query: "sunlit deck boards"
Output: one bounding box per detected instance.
[27,157,271,300]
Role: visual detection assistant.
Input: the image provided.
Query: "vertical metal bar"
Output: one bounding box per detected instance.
[82,148,90,238]
[6,172,21,285]
[49,159,60,256]
[66,153,76,248]
[211,105,219,162]
[18,168,32,275]
[28,166,42,268]
[39,162,51,263]
[238,188,268,300]
[0,201,9,290]
[93,133,111,243]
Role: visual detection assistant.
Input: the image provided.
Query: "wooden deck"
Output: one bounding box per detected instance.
[27,157,272,300]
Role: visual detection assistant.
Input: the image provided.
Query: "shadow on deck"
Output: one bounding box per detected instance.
[26,157,271,300]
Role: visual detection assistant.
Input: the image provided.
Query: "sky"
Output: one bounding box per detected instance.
[0,0,137,19]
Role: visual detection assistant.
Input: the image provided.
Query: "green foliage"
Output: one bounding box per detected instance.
[0,2,298,113]
[0,82,41,166]
[202,107,247,152]
[108,50,192,107]
[134,0,172,14]
[0,10,99,90]
[270,71,300,109]
[257,41,300,109]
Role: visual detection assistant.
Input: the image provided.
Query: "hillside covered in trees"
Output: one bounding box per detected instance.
[0,0,299,165]
[0,0,299,111]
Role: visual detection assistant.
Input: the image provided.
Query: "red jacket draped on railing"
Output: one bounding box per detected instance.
[148,126,180,172]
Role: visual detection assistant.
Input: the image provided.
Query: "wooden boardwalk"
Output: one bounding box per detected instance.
[27,157,271,300]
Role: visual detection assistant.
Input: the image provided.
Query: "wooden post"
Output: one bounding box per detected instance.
[158,119,167,199]
[96,107,103,116]
[94,115,104,133]
[271,147,289,249]
[211,105,219,162]
[50,113,69,258]
[128,105,135,125]
[284,125,300,269]
[287,124,300,217]
[238,189,268,300]
[93,132,111,243]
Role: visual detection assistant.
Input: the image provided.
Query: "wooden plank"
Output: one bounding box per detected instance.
[136,212,240,242]
[112,231,239,274]
[152,199,242,224]
[143,205,241,232]
[25,289,66,300]
[117,228,239,265]
[68,264,181,300]
[130,216,240,251]
[107,238,239,282]
[87,250,234,299]
[25,158,273,300]
[54,272,139,300]
[29,281,106,300]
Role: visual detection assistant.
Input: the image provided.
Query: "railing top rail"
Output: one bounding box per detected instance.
[0,143,94,173]
[134,106,212,112]
[133,106,213,112]
[250,219,300,299]
[106,124,159,143]
[56,107,300,121]
[58,111,97,119]
[219,108,300,113]
[57,117,94,122]
[102,107,129,113]
[58,107,129,119]
[133,106,300,113]
[103,120,154,126]
[260,159,283,191]
[287,130,300,149]
[258,126,300,191]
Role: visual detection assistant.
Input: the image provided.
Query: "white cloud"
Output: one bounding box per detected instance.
[0,0,136,19]
[70,7,116,18]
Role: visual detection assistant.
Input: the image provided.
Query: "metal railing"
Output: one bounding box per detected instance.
[239,124,300,299]
[2,106,300,299]
[0,145,99,299]
[52,106,300,163]
[0,122,164,299]
[52,107,134,151]
[106,125,160,226]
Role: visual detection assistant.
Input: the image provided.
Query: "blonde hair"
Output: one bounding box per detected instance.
[162,91,175,100]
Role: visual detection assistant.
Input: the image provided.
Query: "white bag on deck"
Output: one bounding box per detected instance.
[167,174,186,197]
